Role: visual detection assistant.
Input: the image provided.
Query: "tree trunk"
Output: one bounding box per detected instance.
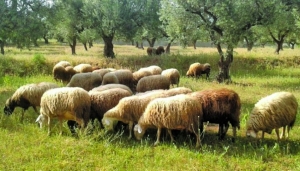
[33,38,39,47]
[216,44,233,83]
[69,36,77,55]
[166,39,174,54]
[244,37,254,51]
[0,40,4,55]
[102,35,115,58]
[269,29,288,54]
[290,43,295,49]
[135,41,139,48]
[88,40,93,48]
[43,36,49,44]
[275,39,284,54]
[83,42,88,51]
[146,38,156,47]
[192,39,197,49]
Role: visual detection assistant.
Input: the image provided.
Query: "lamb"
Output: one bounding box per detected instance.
[246,92,298,141]
[134,94,203,148]
[90,84,133,94]
[67,72,102,91]
[102,87,193,139]
[136,75,170,93]
[190,88,241,142]
[101,72,119,85]
[186,62,211,80]
[73,63,93,73]
[36,87,91,135]
[161,68,180,87]
[89,88,133,127]
[155,46,165,55]
[4,82,59,121]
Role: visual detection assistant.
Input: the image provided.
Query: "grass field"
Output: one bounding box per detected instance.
[1,42,300,170]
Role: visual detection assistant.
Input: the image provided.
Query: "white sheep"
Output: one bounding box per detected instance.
[246,92,298,141]
[132,70,152,87]
[134,94,203,148]
[161,68,180,87]
[89,88,133,128]
[139,65,162,75]
[73,63,93,73]
[90,84,133,94]
[67,72,102,91]
[113,69,134,89]
[101,72,119,85]
[102,87,193,139]
[136,75,170,93]
[4,82,59,121]
[36,87,91,135]
[92,68,114,78]
[186,62,211,80]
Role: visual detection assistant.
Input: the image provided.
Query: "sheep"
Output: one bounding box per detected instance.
[53,63,76,84]
[136,75,170,93]
[246,92,298,141]
[36,87,91,135]
[67,72,102,91]
[113,69,134,89]
[92,68,113,78]
[147,47,156,56]
[102,87,193,139]
[54,61,71,68]
[161,68,180,87]
[190,88,241,142]
[90,84,133,95]
[73,63,93,73]
[186,62,211,80]
[139,65,162,75]
[89,88,133,127]
[134,94,203,148]
[132,70,152,87]
[155,46,165,55]
[4,82,59,121]
[101,72,119,85]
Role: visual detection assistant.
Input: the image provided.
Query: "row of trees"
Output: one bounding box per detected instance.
[1,0,300,82]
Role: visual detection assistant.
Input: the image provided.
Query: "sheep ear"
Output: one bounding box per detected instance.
[138,125,143,134]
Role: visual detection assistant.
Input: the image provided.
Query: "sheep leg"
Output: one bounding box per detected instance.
[154,128,162,146]
[232,127,236,143]
[128,121,133,139]
[280,126,286,140]
[261,131,265,140]
[275,128,280,141]
[167,129,175,143]
[21,109,25,123]
[59,119,63,136]
[218,123,224,140]
[47,117,51,136]
[286,126,291,139]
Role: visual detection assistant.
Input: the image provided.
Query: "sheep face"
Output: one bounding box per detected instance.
[102,117,117,131]
[36,114,48,128]
[246,129,257,138]
[4,99,15,115]
[134,124,146,140]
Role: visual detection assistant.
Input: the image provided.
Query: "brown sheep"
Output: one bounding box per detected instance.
[186,62,211,80]
[156,46,165,55]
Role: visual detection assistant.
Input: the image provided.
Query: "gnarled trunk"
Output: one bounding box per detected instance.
[102,35,115,58]
[88,40,93,48]
[69,36,77,55]
[216,44,233,83]
[244,37,254,51]
[83,42,88,51]
[165,38,174,54]
[43,35,49,44]
[146,38,156,47]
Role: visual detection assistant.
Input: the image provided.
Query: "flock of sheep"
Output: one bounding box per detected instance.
[3,60,299,148]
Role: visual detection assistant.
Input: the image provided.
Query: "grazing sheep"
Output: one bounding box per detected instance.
[132,70,152,86]
[4,82,59,121]
[73,63,93,73]
[90,84,133,94]
[54,61,71,68]
[161,68,180,87]
[134,94,203,148]
[190,88,241,142]
[186,62,211,80]
[67,72,102,91]
[53,63,76,84]
[136,75,170,93]
[246,92,298,141]
[36,87,91,135]
[102,72,119,85]
[102,87,193,139]
[155,46,165,55]
[93,68,114,78]
[113,69,134,89]
[147,47,156,56]
[139,65,162,75]
[89,88,133,127]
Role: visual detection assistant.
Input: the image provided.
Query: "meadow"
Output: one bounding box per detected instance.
[1,41,300,170]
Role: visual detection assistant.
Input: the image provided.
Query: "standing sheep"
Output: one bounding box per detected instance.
[4,82,59,121]
[102,87,193,139]
[186,62,211,80]
[113,69,134,89]
[147,47,156,56]
[136,75,170,93]
[73,63,93,73]
[190,88,241,142]
[67,72,102,91]
[161,68,180,87]
[134,94,203,148]
[246,92,298,141]
[52,62,76,84]
[36,87,91,135]
[132,70,152,87]
[89,88,133,127]
[155,46,165,55]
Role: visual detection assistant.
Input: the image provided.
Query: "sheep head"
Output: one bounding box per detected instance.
[133,124,146,140]
[36,114,48,128]
[246,129,257,138]
[4,98,15,115]
[102,117,118,131]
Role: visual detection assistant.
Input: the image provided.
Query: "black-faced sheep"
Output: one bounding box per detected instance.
[246,92,298,141]
[136,75,170,93]
[4,82,59,121]
[36,87,91,135]
[73,63,93,73]
[161,68,180,87]
[102,87,193,139]
[89,88,133,128]
[155,46,165,55]
[186,62,211,80]
[134,94,203,148]
[190,88,241,142]
[67,72,102,91]
[101,72,119,85]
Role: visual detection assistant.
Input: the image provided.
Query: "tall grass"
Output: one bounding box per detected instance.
[1,42,300,170]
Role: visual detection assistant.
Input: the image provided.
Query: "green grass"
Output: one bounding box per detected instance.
[1,42,300,170]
